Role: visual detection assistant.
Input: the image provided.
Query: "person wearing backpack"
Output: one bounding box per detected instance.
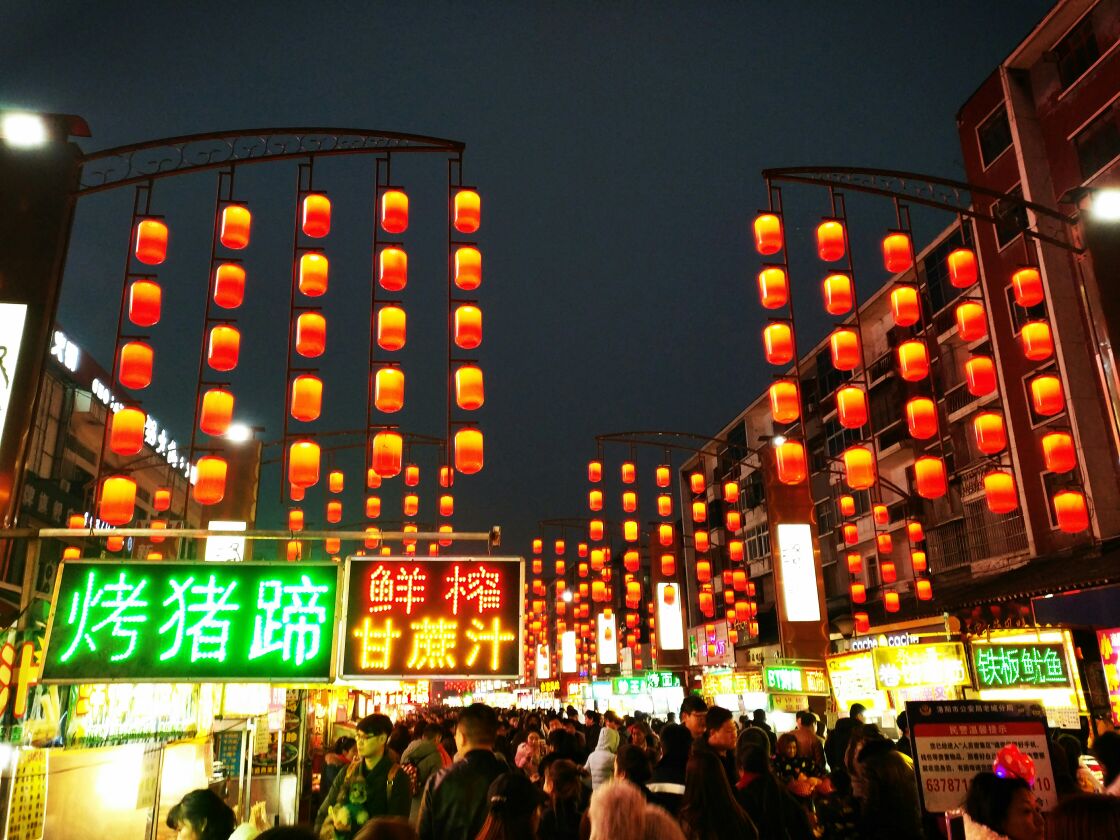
[400,725,447,824]
[315,713,411,840]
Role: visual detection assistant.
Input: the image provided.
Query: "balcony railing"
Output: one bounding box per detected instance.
[928,518,971,572]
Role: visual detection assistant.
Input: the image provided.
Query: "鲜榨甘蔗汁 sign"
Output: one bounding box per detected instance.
[341,556,523,680]
[41,562,339,682]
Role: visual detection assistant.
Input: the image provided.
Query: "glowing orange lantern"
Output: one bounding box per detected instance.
[816,220,845,261]
[622,491,637,513]
[884,591,900,612]
[302,194,331,238]
[907,521,924,543]
[729,540,744,561]
[846,553,862,574]
[403,494,419,517]
[839,495,856,517]
[695,530,710,552]
[757,268,788,309]
[194,456,227,505]
[890,286,920,327]
[775,440,807,485]
[905,397,938,440]
[290,485,304,502]
[726,510,742,532]
[695,560,712,584]
[208,325,240,372]
[440,466,454,488]
[455,365,485,410]
[107,536,124,552]
[624,520,639,542]
[381,190,409,233]
[1020,321,1054,361]
[365,496,381,518]
[291,374,323,421]
[373,431,403,477]
[154,488,171,512]
[916,579,933,601]
[588,460,602,482]
[881,562,897,584]
[454,427,484,474]
[854,612,870,633]
[911,550,927,573]
[220,204,251,250]
[882,232,912,273]
[298,252,329,297]
[984,471,1018,514]
[286,540,301,562]
[830,328,861,371]
[691,500,706,523]
[764,322,794,366]
[453,189,481,233]
[914,456,947,499]
[850,583,866,604]
[657,495,672,517]
[753,213,783,255]
[289,509,305,532]
[98,475,137,526]
[213,263,246,309]
[1042,431,1076,473]
[128,279,161,327]
[438,494,454,517]
[109,407,146,455]
[1053,489,1089,533]
[404,465,421,486]
[621,462,636,484]
[289,440,321,488]
[948,248,977,288]
[769,380,800,424]
[842,523,859,545]
[723,480,739,503]
[973,412,1007,454]
[873,504,889,527]
[326,537,341,554]
[374,367,405,413]
[589,489,603,511]
[374,305,407,352]
[454,305,482,349]
[1030,375,1064,417]
[660,554,676,576]
[965,355,997,396]
[836,385,868,429]
[329,470,344,493]
[119,341,154,389]
[842,446,876,490]
[955,301,987,341]
[590,519,604,540]
[624,551,640,573]
[295,312,326,357]
[647,465,667,488]
[326,500,343,524]
[1012,267,1044,308]
[897,340,929,381]
[200,388,235,435]
[134,219,168,265]
[454,246,482,291]
[822,273,853,315]
[877,533,893,556]
[378,246,407,291]
[689,472,705,494]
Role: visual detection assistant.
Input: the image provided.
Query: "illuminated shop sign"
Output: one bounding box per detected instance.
[50,329,80,372]
[826,651,887,710]
[764,664,829,695]
[42,561,339,683]
[701,669,765,698]
[777,523,820,622]
[561,631,577,673]
[612,671,682,695]
[872,642,969,690]
[1099,628,1120,725]
[341,557,523,680]
[850,631,920,651]
[970,642,1071,690]
[91,375,191,478]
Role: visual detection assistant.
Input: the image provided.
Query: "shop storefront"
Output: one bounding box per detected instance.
[700,668,767,713]
[608,671,684,716]
[762,662,830,731]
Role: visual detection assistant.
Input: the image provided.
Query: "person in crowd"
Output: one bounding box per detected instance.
[563,716,588,762]
[852,744,923,840]
[750,709,776,753]
[1047,793,1120,839]
[475,772,545,840]
[585,724,621,790]
[513,714,544,751]
[647,724,691,816]
[895,710,912,758]
[584,711,602,753]
[791,710,827,773]
[1056,733,1103,794]
[773,732,814,787]
[733,727,813,840]
[963,771,1045,840]
[493,721,514,765]
[824,705,864,791]
[418,703,506,840]
[321,738,359,809]
[316,714,411,838]
[587,778,685,840]
[603,710,624,731]
[679,696,708,741]
[539,759,586,840]
[401,726,448,824]
[697,706,738,785]
[628,719,661,764]
[678,750,759,840]
[167,789,238,840]
[389,725,413,762]
[516,730,546,782]
[615,743,654,789]
[1095,731,1120,795]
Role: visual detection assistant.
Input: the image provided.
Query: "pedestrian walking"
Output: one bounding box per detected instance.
[475,772,545,840]
[401,726,449,823]
[733,727,813,840]
[585,726,620,790]
[678,750,759,840]
[587,779,685,840]
[646,724,690,817]
[539,759,586,840]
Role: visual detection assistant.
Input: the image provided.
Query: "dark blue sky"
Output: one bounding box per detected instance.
[2,2,1053,552]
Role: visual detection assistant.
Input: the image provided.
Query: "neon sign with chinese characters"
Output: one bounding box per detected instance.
[871,643,969,690]
[41,561,338,683]
[341,557,523,680]
[763,664,830,695]
[970,643,1071,690]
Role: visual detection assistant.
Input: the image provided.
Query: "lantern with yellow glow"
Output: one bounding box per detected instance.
[220,205,251,249]
[365,496,381,518]
[365,527,382,550]
[873,504,889,527]
[846,553,862,574]
[914,456,947,499]
[948,248,978,288]
[109,407,146,455]
[757,268,788,309]
[660,554,676,576]
[154,488,171,512]
[325,470,344,494]
[816,220,845,261]
[850,583,866,604]
[403,494,419,517]
[1020,321,1054,361]
[658,523,673,546]
[591,581,606,603]
[381,190,408,233]
[722,480,739,504]
[214,263,246,309]
[657,494,672,517]
[842,446,876,490]
[911,550,927,573]
[732,569,748,592]
[1042,431,1076,473]
[289,440,321,488]
[373,431,403,477]
[208,325,240,372]
[729,540,744,561]
[884,591,900,612]
[128,280,161,327]
[454,189,481,233]
[1030,375,1064,417]
[623,520,639,542]
[194,456,227,505]
[290,485,304,502]
[836,386,868,429]
[374,367,405,413]
[984,471,1018,514]
[830,328,861,371]
[965,355,997,396]
[726,510,742,531]
[531,558,542,575]
[454,305,482,349]
[301,193,331,238]
[763,322,794,366]
[578,543,588,557]
[590,519,604,540]
[295,312,326,357]
[775,440,807,485]
[1053,489,1089,533]
[769,380,800,424]
[376,306,407,352]
[624,550,640,573]
[622,491,637,513]
[689,472,705,494]
[854,612,870,633]
[323,536,341,555]
[691,500,706,523]
[401,464,419,487]
[378,246,407,291]
[440,466,454,488]
[200,388,234,435]
[403,524,418,547]
[839,495,856,517]
[454,427,484,474]
[890,286,920,327]
[882,232,913,273]
[119,341,154,389]
[299,252,330,297]
[699,591,716,618]
[326,500,343,524]
[589,489,603,511]
[555,539,566,555]
[617,461,635,484]
[955,301,987,341]
[626,581,641,608]
[655,465,671,488]
[288,509,304,532]
[973,412,1007,454]
[905,397,938,440]
[62,545,81,561]
[695,530,710,552]
[753,214,783,255]
[134,219,168,265]
[366,469,382,489]
[588,460,602,483]
[455,365,485,410]
[916,579,933,601]
[881,562,897,584]
[290,374,323,422]
[696,560,712,583]
[454,246,482,290]
[907,521,924,543]
[877,533,893,556]
[107,536,124,552]
[98,475,137,526]
[589,550,602,571]
[1012,267,1044,308]
[822,273,853,315]
[897,340,929,381]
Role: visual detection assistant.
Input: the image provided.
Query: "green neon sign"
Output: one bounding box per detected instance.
[971,643,1071,690]
[42,561,338,683]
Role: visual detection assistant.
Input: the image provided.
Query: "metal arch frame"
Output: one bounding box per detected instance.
[77,127,465,194]
[762,166,1084,254]
[594,430,753,459]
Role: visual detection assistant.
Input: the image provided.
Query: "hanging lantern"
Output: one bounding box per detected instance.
[301,193,331,238]
[454,305,483,349]
[621,461,637,484]
[816,220,845,261]
[1020,321,1054,361]
[769,380,800,424]
[194,456,228,505]
[454,427,484,474]
[1030,374,1065,417]
[325,537,341,555]
[290,374,323,422]
[365,527,382,550]
[286,540,301,562]
[691,500,707,523]
[830,328,861,371]
[695,560,712,584]
[588,460,602,482]
[366,469,382,489]
[295,312,326,357]
[128,279,161,327]
[403,494,419,517]
[290,484,304,502]
[914,456,947,499]
[365,496,381,518]
[200,388,235,435]
[850,583,866,604]
[376,306,407,351]
[328,470,344,493]
[154,488,171,512]
[454,365,485,410]
[1042,431,1076,473]
[884,591,900,613]
[438,494,454,517]
[106,536,124,552]
[590,519,604,540]
[214,263,246,309]
[624,551,640,573]
[753,213,783,255]
[109,407,146,455]
[289,440,321,488]
[763,322,794,365]
[373,431,403,477]
[955,301,987,341]
[695,530,710,552]
[298,252,329,297]
[911,550,927,573]
[836,385,868,429]
[757,268,789,309]
[699,591,716,618]
[984,471,1019,514]
[326,500,343,524]
[842,446,876,490]
[972,412,1007,454]
[220,204,251,249]
[588,551,601,572]
[440,466,455,488]
[916,579,933,601]
[842,523,859,545]
[948,248,978,288]
[775,440,807,485]
[877,533,893,556]
[119,341,154,389]
[822,273,853,315]
[688,472,705,495]
[374,367,405,413]
[378,246,408,291]
[1012,267,1044,308]
[660,554,676,576]
[965,355,997,396]
[907,521,924,543]
[623,520,639,542]
[905,397,938,440]
[854,612,870,633]
[839,495,856,517]
[589,489,603,511]
[880,562,897,584]
[208,325,241,372]
[381,189,409,233]
[882,232,913,273]
[1053,489,1089,533]
[873,504,889,527]
[657,495,672,517]
[578,543,588,557]
[846,553,862,574]
[453,189,482,233]
[134,219,168,265]
[725,510,742,532]
[722,480,739,504]
[890,286,920,327]
[729,540,744,561]
[622,490,638,513]
[454,246,482,290]
[897,340,929,381]
[288,509,305,532]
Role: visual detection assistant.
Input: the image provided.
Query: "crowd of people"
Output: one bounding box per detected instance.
[166,698,1120,840]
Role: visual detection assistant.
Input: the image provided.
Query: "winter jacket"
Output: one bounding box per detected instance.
[314,753,411,835]
[320,751,351,800]
[963,813,1009,840]
[585,727,620,790]
[401,737,445,823]
[417,748,507,840]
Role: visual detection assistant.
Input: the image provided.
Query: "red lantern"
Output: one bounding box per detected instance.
[302,194,331,238]
[374,367,405,413]
[657,523,674,546]
[965,356,997,397]
[984,470,1018,514]
[99,475,137,526]
[200,388,235,435]
[403,494,419,517]
[842,446,876,490]
[1020,321,1054,361]
[440,466,454,488]
[290,485,304,502]
[854,612,870,633]
[884,591,900,612]
[588,460,602,482]
[214,263,246,309]
[723,480,739,504]
[822,273,853,315]
[367,469,382,489]
[729,540,744,561]
[154,488,171,512]
[381,190,409,233]
[208,325,240,372]
[830,328,861,371]
[119,341,154,389]
[589,489,603,511]
[128,280,161,327]
[109,407,146,455]
[890,286,920,327]
[220,204,251,249]
[836,385,868,429]
[454,305,482,349]
[882,232,913,273]
[775,441,807,485]
[916,579,933,601]
[289,440,321,488]
[289,509,305,532]
[764,323,794,365]
[842,523,859,545]
[816,220,845,261]
[698,591,715,617]
[291,374,323,422]
[897,340,929,381]
[623,491,638,513]
[107,536,124,552]
[329,470,344,493]
[657,495,672,517]
[948,248,978,288]
[377,306,407,351]
[850,583,866,604]
[877,533,893,556]
[1053,489,1089,533]
[1012,267,1044,308]
[379,246,408,291]
[914,456,947,499]
[453,190,481,233]
[691,500,706,523]
[695,560,712,583]
[753,214,783,255]
[194,456,227,505]
[846,553,862,574]
[286,540,301,561]
[689,472,706,495]
[955,301,987,341]
[973,412,1007,454]
[366,496,381,518]
[298,252,328,296]
[695,530,710,552]
[295,312,327,357]
[624,520,639,542]
[757,268,788,309]
[907,521,924,543]
[454,246,482,290]
[660,554,676,576]
[624,551,640,573]
[656,465,671,488]
[1041,431,1076,473]
[373,431,403,477]
[326,537,341,554]
[769,380,800,424]
[880,561,897,584]
[134,219,168,265]
[439,494,454,517]
[455,365,485,410]
[454,427,484,474]
[911,550,927,573]
[622,462,637,484]
[1030,375,1065,417]
[590,519,604,541]
[839,495,856,517]
[873,504,889,527]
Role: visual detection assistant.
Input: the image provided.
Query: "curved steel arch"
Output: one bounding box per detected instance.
[78,127,465,194]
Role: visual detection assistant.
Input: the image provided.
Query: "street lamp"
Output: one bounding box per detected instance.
[0,112,49,148]
[1090,188,1120,222]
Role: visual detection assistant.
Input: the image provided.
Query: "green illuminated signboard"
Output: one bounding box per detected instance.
[611,672,681,695]
[764,664,830,695]
[42,561,339,683]
[971,643,1071,690]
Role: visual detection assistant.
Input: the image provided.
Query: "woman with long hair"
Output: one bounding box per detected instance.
[734,727,813,840]
[475,772,544,840]
[853,746,924,840]
[963,771,1045,840]
[678,750,759,840]
[539,759,585,840]
[167,789,237,840]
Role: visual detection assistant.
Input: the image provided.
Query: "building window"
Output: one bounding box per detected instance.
[1054,14,1100,89]
[923,225,974,314]
[815,498,835,536]
[978,105,1013,167]
[1005,284,1048,334]
[994,186,1029,249]
[746,524,771,563]
[743,470,765,508]
[824,418,862,459]
[1074,100,1120,180]
[816,348,852,401]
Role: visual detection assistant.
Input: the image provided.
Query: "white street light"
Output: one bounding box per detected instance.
[1090,188,1120,222]
[771,434,787,448]
[561,590,573,603]
[225,423,253,443]
[1,113,49,148]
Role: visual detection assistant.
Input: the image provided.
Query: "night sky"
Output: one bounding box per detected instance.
[2,2,1054,554]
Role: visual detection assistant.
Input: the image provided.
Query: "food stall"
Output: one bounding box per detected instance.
[608,671,684,717]
[762,662,830,732]
[700,668,767,713]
